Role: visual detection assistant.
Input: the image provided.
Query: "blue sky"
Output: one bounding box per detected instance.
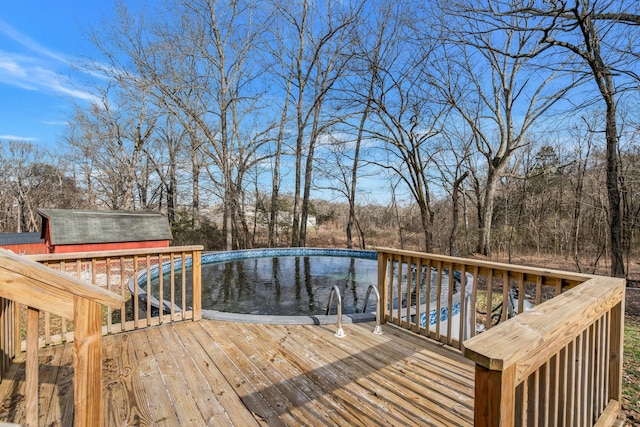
[0,1,120,147]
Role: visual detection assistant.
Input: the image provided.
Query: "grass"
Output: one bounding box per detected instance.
[624,318,640,423]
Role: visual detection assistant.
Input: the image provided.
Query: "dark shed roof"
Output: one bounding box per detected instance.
[38,209,172,245]
[0,232,44,246]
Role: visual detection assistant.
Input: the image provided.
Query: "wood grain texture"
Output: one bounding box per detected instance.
[594,400,622,427]
[191,250,202,321]
[463,275,625,426]
[0,248,124,315]
[374,246,595,286]
[27,245,204,262]
[25,307,39,427]
[0,320,474,426]
[474,364,515,427]
[0,270,74,319]
[463,276,625,379]
[73,297,104,427]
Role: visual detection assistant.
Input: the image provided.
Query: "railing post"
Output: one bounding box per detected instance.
[13,299,20,360]
[1,298,17,379]
[73,296,104,427]
[26,307,39,427]
[192,250,202,321]
[474,364,516,427]
[377,251,387,325]
[609,299,625,402]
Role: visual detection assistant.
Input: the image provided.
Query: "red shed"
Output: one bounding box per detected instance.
[0,232,47,255]
[38,209,172,253]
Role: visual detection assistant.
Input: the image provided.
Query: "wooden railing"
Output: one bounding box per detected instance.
[0,296,17,382]
[376,248,625,425]
[376,248,594,349]
[25,245,203,348]
[0,247,124,426]
[464,276,625,426]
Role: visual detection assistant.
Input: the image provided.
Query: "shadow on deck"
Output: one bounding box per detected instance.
[0,320,474,426]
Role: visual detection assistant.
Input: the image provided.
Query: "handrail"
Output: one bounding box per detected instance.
[363,284,383,334]
[463,275,625,425]
[376,248,594,347]
[464,276,623,374]
[375,248,625,425]
[28,245,205,262]
[375,246,595,289]
[0,248,125,427]
[24,246,204,346]
[326,285,346,337]
[1,249,123,317]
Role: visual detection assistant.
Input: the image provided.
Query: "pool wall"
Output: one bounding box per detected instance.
[200,248,378,324]
[130,247,472,334]
[129,248,379,324]
[203,248,377,264]
[136,247,377,284]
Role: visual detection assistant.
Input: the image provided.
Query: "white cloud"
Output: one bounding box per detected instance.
[41,120,68,126]
[0,134,37,141]
[0,56,27,78]
[0,19,67,64]
[0,19,98,103]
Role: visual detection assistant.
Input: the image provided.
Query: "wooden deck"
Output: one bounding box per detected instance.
[0,320,474,426]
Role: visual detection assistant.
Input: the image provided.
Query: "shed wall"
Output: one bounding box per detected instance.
[50,240,170,253]
[0,243,47,255]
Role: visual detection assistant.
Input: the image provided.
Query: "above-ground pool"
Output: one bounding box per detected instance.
[134,248,380,324]
[200,252,378,316]
[132,247,472,334]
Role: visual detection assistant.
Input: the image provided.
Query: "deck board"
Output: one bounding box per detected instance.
[0,320,474,426]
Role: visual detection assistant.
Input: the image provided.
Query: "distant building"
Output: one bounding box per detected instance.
[37,209,172,253]
[0,232,46,255]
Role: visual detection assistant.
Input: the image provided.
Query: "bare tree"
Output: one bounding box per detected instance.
[566,120,595,270]
[368,86,446,252]
[313,134,371,248]
[0,141,82,232]
[268,0,364,247]
[431,3,580,256]
[65,87,155,211]
[358,4,451,252]
[451,0,640,274]
[431,129,472,255]
[86,0,274,249]
[142,115,188,225]
[340,0,397,249]
[267,79,291,248]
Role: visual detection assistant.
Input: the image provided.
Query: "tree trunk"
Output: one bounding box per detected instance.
[291,138,302,247]
[299,144,315,247]
[347,69,375,249]
[224,175,234,251]
[167,152,177,225]
[478,169,498,256]
[420,206,433,253]
[449,172,468,256]
[268,146,281,246]
[605,97,624,277]
[191,141,200,229]
[299,118,320,248]
[269,81,291,248]
[587,22,625,277]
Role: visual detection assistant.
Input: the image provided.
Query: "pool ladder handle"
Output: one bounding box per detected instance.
[325,284,384,338]
[326,285,346,337]
[363,284,383,335]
